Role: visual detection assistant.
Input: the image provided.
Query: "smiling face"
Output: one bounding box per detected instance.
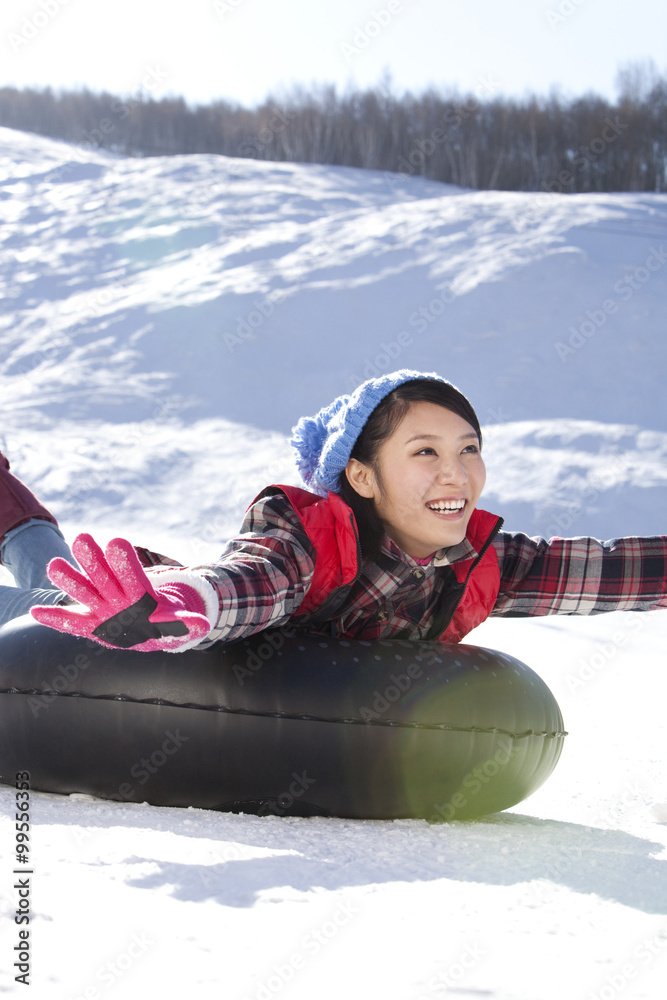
[345,401,486,559]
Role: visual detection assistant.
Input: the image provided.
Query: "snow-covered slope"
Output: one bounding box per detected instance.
[0,128,666,999]
[2,126,666,551]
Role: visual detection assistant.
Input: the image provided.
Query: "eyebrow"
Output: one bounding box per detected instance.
[404,432,480,444]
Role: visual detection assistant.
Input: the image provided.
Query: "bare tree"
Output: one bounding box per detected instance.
[0,69,664,193]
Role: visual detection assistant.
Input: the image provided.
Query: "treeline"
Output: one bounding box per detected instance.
[1,70,666,193]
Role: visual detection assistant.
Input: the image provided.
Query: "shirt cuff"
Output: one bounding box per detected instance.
[144,566,220,640]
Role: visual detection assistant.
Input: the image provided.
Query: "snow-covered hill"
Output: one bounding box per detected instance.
[2,125,667,549]
[0,128,666,999]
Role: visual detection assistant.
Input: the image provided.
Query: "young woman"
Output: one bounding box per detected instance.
[2,369,666,652]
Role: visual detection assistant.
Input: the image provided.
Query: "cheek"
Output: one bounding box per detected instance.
[475,461,487,496]
[374,466,418,514]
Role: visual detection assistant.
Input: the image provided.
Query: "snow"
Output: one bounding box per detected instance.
[0,126,666,998]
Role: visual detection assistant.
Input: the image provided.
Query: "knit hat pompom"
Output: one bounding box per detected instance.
[291,395,349,490]
[291,369,449,496]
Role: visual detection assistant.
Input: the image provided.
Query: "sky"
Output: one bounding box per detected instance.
[1,0,665,108]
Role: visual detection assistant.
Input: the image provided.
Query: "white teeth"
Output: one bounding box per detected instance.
[427,500,466,511]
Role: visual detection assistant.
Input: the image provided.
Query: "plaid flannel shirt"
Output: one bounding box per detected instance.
[138,491,667,646]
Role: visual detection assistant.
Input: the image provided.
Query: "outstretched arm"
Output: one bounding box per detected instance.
[492,532,667,617]
[32,492,317,652]
[31,533,219,652]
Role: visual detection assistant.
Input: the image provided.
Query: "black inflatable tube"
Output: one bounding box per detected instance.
[0,617,566,820]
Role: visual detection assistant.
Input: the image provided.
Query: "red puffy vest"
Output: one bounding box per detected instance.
[258,485,503,643]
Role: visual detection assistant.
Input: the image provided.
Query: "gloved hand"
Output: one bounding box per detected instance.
[31,533,215,652]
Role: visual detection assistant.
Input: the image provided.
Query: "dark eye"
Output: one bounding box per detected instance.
[416,447,436,456]
[462,444,480,454]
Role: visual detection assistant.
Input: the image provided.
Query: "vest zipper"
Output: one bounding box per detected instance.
[428,515,505,640]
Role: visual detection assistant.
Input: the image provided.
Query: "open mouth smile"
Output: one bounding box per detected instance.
[425,498,467,517]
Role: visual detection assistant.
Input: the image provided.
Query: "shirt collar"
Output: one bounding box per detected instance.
[432,537,477,567]
[379,534,478,569]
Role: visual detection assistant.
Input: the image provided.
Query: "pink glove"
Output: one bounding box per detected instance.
[30,533,214,652]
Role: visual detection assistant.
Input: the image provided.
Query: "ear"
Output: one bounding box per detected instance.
[345,458,377,499]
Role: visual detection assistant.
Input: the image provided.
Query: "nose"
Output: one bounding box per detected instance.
[436,454,468,485]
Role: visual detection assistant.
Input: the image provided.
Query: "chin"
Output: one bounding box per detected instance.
[442,527,467,547]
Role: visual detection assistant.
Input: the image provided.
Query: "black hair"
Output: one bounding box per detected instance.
[337,379,482,561]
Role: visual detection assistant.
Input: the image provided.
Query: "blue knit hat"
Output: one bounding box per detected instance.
[291,369,451,496]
